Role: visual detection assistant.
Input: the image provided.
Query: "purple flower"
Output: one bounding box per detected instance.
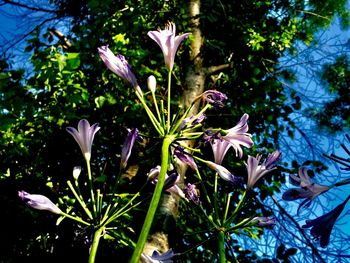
[141,249,175,263]
[173,146,197,170]
[302,195,350,248]
[120,128,139,169]
[201,90,228,108]
[147,166,185,198]
[18,191,62,214]
[282,167,330,213]
[148,22,190,70]
[97,46,142,95]
[184,184,200,205]
[66,119,100,161]
[222,114,254,158]
[209,138,232,165]
[180,114,205,129]
[251,216,276,227]
[246,150,281,190]
[206,161,243,185]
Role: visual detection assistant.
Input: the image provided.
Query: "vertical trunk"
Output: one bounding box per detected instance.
[182,0,205,112]
[142,0,205,259]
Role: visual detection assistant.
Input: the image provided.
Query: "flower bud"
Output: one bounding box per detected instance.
[73,166,82,180]
[147,75,157,93]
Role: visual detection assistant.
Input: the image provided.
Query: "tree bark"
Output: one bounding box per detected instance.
[142,0,205,259]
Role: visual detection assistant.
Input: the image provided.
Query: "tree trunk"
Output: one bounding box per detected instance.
[142,0,205,258]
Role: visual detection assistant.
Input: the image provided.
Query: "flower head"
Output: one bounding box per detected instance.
[148,22,190,71]
[282,167,330,213]
[251,216,276,227]
[209,138,232,165]
[246,150,281,190]
[120,128,140,170]
[18,191,62,214]
[173,146,197,170]
[147,166,185,198]
[66,119,100,161]
[97,46,142,95]
[302,195,350,248]
[141,249,175,263]
[184,184,200,205]
[222,113,254,158]
[180,114,205,129]
[201,90,228,108]
[206,161,243,185]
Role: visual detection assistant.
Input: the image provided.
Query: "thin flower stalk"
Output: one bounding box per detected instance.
[86,157,97,217]
[148,75,163,125]
[167,70,172,132]
[59,211,91,226]
[225,191,247,226]
[67,180,93,220]
[223,193,232,223]
[134,90,164,136]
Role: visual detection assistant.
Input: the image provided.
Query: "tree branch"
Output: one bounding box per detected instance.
[205,62,233,76]
[271,196,326,263]
[2,0,58,14]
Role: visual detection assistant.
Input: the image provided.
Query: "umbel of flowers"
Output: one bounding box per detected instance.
[19,22,283,263]
[97,22,282,263]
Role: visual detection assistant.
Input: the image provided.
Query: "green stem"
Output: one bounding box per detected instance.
[129,135,175,263]
[223,193,231,223]
[67,180,93,220]
[135,90,164,136]
[225,191,247,226]
[86,158,97,217]
[88,226,105,263]
[151,91,163,126]
[217,230,226,263]
[166,70,172,132]
[59,211,91,226]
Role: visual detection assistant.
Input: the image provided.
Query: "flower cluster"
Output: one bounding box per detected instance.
[18,21,287,263]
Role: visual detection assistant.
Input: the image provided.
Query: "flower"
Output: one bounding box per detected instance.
[97,46,142,96]
[141,249,175,263]
[173,146,197,170]
[206,161,243,185]
[201,90,228,108]
[282,167,330,213]
[221,113,254,158]
[148,22,190,70]
[184,184,200,205]
[251,216,276,227]
[180,114,205,129]
[147,166,185,198]
[18,191,62,214]
[245,150,281,190]
[302,195,350,248]
[209,138,232,165]
[120,128,139,169]
[66,119,100,161]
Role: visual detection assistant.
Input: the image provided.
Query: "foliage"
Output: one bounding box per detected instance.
[305,55,350,132]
